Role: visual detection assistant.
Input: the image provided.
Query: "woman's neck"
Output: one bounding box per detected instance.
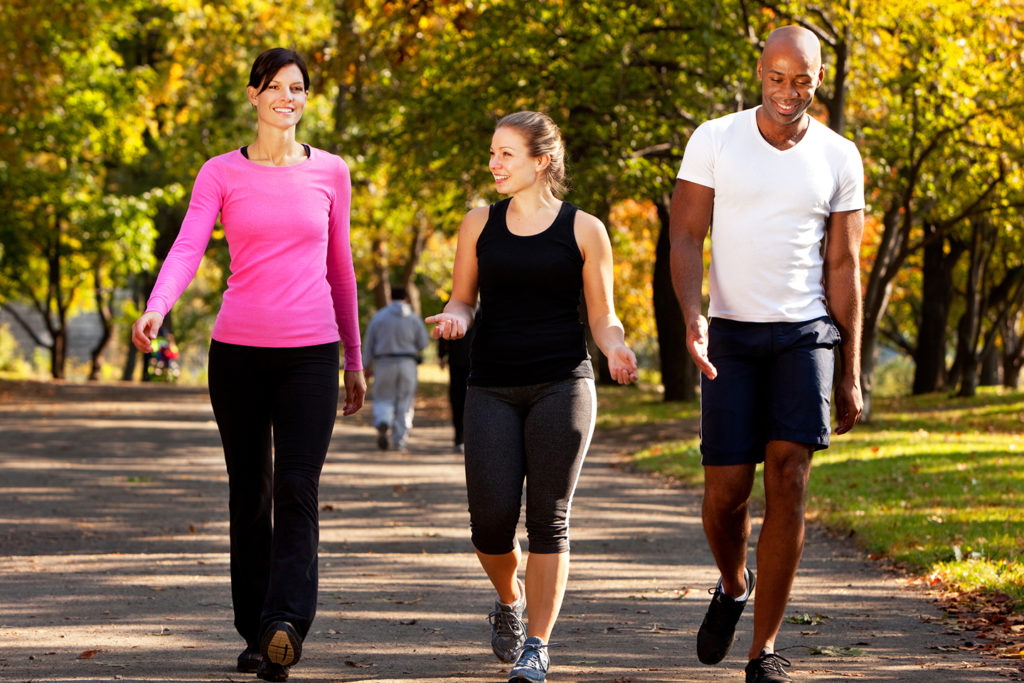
[248,127,304,166]
[508,185,559,218]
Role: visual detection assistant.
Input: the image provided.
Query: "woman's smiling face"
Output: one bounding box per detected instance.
[248,64,308,130]
[489,126,546,195]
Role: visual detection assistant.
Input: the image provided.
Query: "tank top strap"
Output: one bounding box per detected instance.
[488,197,513,227]
[552,201,579,238]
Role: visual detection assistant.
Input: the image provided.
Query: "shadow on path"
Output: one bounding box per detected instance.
[0,380,1017,682]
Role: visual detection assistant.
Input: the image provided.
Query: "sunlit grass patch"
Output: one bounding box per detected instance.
[632,438,704,486]
[595,384,700,428]
[930,557,1024,607]
[598,384,1024,611]
[813,417,1024,607]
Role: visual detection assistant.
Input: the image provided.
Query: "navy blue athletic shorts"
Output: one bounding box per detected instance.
[699,316,841,466]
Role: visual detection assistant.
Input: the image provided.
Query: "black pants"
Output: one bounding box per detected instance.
[448,362,469,445]
[463,378,596,555]
[208,340,339,646]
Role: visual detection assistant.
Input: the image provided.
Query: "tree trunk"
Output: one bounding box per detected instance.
[88,263,113,381]
[859,208,904,421]
[50,332,66,380]
[912,229,960,394]
[122,344,139,382]
[979,343,1000,386]
[1001,314,1024,389]
[372,236,390,309]
[954,218,991,398]
[653,201,696,402]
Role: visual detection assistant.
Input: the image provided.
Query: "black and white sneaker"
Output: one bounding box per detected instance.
[745,651,793,682]
[696,567,755,665]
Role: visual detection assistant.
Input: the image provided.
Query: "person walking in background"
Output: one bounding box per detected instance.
[670,26,864,683]
[130,48,365,683]
[362,286,430,452]
[426,111,638,682]
[437,313,475,453]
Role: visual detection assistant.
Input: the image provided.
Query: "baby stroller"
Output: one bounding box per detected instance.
[147,335,180,381]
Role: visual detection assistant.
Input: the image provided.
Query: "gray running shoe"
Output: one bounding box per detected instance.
[487,580,526,663]
[697,567,755,665]
[508,636,550,682]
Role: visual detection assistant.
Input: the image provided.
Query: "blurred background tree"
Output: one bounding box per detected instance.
[1,0,1022,405]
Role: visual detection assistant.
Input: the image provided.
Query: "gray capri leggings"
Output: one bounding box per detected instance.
[463,377,597,555]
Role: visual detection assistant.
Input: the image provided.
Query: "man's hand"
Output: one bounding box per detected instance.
[833,374,863,434]
[686,315,718,380]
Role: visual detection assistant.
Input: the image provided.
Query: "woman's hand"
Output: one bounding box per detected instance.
[425,312,468,340]
[341,370,366,416]
[607,344,639,385]
[130,311,165,353]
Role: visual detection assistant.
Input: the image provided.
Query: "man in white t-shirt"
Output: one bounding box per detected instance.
[669,25,864,683]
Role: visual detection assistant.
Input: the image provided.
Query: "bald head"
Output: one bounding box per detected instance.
[763,26,822,70]
[756,25,825,138]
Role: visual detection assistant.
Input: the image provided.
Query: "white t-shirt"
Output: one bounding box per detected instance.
[677,107,864,323]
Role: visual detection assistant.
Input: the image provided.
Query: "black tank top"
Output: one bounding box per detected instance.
[469,198,593,387]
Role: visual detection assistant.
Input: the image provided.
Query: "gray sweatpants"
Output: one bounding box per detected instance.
[463,377,596,555]
[371,357,419,448]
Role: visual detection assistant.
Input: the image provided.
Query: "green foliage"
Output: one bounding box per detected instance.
[0,325,32,375]
[4,0,1024,393]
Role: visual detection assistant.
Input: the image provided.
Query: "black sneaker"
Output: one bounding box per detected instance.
[237,644,261,673]
[377,424,389,450]
[260,621,302,667]
[257,659,289,682]
[696,567,755,665]
[745,651,792,682]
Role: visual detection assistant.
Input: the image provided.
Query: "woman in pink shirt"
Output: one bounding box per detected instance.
[130,48,365,683]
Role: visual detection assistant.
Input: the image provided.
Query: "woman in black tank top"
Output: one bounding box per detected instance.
[426,111,638,682]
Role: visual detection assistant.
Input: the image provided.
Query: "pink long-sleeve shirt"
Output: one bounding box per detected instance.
[146,147,362,370]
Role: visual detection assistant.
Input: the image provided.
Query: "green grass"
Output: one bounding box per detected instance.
[597,384,1024,610]
[595,383,701,428]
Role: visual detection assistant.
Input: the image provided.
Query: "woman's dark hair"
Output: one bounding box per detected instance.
[249,48,309,95]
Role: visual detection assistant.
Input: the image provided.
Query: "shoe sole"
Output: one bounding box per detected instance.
[262,624,301,667]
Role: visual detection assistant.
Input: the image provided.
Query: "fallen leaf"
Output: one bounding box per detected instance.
[77,650,100,659]
[809,646,865,657]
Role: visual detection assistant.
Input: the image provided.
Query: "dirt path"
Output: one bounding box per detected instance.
[0,380,1019,682]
